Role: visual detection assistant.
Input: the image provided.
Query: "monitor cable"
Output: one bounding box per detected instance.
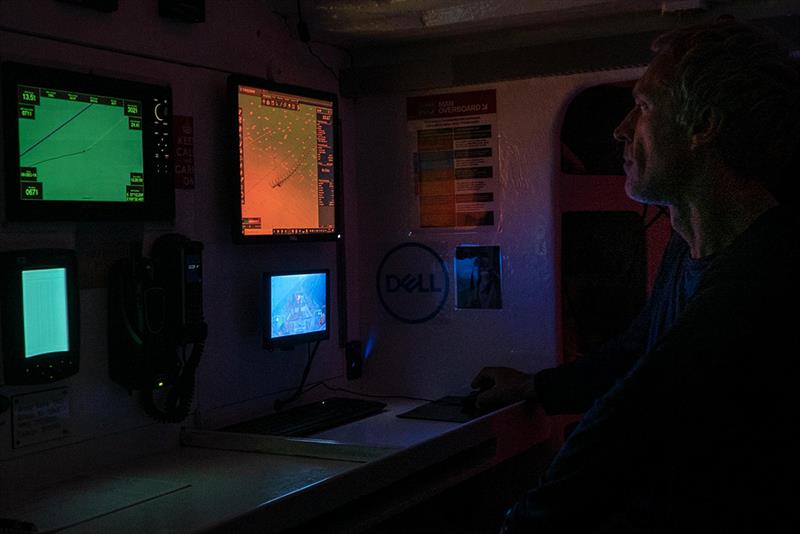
[274,340,320,411]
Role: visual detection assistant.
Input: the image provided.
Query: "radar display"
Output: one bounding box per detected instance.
[237,85,335,236]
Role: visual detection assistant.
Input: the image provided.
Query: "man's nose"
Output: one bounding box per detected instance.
[614,110,634,142]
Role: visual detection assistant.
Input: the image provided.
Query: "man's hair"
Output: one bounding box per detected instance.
[652,20,799,199]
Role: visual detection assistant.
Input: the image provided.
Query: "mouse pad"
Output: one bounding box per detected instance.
[396,396,481,423]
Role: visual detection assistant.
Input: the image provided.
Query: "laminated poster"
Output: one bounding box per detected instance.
[407,90,498,228]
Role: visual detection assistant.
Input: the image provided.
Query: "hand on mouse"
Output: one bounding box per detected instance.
[470,366,537,410]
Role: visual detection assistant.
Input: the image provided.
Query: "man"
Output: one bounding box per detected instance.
[473,20,799,532]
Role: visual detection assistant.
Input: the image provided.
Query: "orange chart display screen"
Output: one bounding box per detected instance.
[237,84,335,237]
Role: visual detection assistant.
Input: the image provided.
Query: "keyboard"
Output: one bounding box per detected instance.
[219,397,388,437]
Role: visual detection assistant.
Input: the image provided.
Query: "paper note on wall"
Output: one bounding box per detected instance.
[12,387,70,448]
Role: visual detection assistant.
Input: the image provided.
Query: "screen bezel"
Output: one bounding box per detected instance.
[0,248,80,384]
[228,74,342,244]
[262,269,330,350]
[1,61,175,221]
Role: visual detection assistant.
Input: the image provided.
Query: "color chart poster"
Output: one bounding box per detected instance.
[407,89,497,228]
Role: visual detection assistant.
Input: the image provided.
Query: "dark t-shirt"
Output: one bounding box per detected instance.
[506,206,800,533]
[532,230,702,415]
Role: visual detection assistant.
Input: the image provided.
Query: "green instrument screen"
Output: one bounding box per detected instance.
[17,84,144,203]
[22,267,70,358]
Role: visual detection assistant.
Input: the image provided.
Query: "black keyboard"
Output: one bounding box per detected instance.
[219,397,387,437]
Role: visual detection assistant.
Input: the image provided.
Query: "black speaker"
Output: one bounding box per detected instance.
[345,340,363,380]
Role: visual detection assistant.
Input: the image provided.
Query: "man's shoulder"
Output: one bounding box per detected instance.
[706,206,799,291]
[724,205,798,261]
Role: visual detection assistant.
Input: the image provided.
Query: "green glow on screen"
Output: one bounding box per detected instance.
[22,268,69,358]
[18,86,144,202]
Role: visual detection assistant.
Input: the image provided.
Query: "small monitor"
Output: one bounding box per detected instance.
[1,249,79,384]
[229,74,340,242]
[2,61,174,220]
[263,269,329,349]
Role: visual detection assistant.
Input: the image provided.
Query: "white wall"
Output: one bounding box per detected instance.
[0,0,356,489]
[351,68,641,400]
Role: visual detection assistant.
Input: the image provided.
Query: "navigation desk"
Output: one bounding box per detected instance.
[1,399,554,533]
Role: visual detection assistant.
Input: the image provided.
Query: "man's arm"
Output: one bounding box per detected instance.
[473,232,687,415]
[471,293,654,414]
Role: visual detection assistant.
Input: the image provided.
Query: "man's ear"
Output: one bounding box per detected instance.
[689,107,722,150]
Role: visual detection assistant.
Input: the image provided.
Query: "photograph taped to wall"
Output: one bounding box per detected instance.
[455,245,502,309]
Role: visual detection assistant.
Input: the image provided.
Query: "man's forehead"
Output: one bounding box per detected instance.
[633,54,675,98]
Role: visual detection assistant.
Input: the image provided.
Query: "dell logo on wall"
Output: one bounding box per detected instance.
[377,243,449,324]
[385,273,444,293]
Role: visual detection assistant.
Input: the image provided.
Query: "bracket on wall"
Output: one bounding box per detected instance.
[57,0,118,12]
[158,0,205,23]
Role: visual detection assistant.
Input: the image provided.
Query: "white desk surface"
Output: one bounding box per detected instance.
[1,399,547,533]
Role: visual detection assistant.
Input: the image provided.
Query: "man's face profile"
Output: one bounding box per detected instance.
[614,52,692,206]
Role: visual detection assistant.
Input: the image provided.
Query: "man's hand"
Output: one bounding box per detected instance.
[471,366,537,410]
